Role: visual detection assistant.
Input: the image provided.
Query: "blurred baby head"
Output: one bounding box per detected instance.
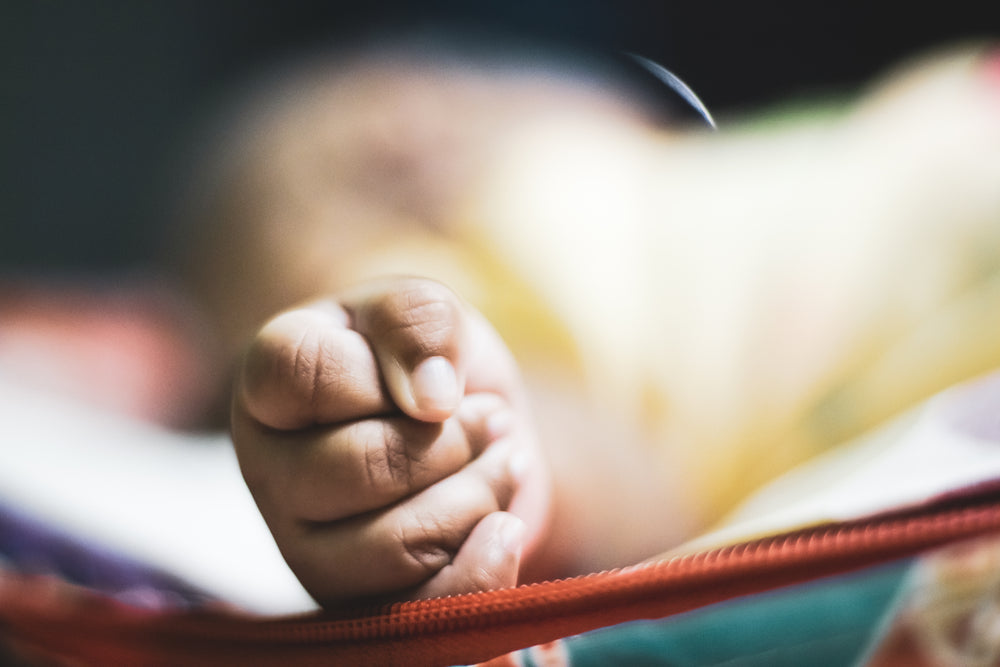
[166,28,701,368]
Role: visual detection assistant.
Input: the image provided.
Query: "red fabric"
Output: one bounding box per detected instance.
[3,488,1000,666]
[0,280,216,427]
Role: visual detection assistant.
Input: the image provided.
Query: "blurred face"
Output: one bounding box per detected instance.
[175,48,664,367]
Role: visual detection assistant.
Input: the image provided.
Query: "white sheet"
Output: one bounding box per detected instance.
[0,375,316,614]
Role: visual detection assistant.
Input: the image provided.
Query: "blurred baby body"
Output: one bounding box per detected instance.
[176,39,1000,555]
[465,43,1000,519]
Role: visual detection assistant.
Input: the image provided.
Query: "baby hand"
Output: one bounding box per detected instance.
[231,278,549,608]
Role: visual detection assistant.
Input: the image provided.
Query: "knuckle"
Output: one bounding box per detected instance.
[306,334,350,408]
[241,310,349,427]
[359,420,444,501]
[360,421,413,497]
[244,313,316,399]
[397,510,452,576]
[392,476,495,580]
[372,281,462,362]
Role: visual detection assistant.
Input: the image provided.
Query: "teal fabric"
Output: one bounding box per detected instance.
[518,560,911,667]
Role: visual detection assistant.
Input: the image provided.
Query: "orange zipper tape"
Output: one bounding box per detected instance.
[3,480,1000,666]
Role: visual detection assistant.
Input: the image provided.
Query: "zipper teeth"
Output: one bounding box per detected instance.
[230,496,1000,643]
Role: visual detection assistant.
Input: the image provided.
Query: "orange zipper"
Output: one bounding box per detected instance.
[4,480,1000,666]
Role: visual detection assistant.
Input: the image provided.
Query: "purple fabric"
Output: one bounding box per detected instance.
[0,501,215,610]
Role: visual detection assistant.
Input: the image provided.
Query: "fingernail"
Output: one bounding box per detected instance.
[498,514,526,556]
[508,448,529,483]
[411,356,459,413]
[486,410,514,441]
[305,299,350,326]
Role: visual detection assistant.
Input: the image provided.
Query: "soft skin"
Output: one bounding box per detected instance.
[231,277,552,607]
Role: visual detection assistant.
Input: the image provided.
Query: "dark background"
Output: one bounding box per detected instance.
[4,1,999,274]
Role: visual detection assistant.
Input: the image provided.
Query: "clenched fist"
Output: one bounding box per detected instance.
[231,277,551,608]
